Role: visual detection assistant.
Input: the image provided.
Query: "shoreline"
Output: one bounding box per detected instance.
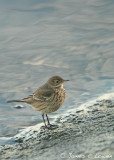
[0,93,114,160]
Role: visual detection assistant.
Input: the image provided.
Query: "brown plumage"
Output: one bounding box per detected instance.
[7,75,69,128]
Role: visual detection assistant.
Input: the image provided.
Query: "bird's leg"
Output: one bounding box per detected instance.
[46,114,51,125]
[46,114,54,129]
[46,114,58,129]
[42,114,47,127]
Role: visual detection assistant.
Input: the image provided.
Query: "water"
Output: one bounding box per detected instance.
[0,0,114,145]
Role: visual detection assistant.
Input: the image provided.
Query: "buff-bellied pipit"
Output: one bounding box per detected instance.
[7,76,69,128]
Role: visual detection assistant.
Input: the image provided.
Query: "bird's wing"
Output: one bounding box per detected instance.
[32,87,54,102]
[21,85,54,103]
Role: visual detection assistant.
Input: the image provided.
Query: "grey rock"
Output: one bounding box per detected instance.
[0,95,114,160]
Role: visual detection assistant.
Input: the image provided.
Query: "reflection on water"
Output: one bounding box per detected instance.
[0,0,114,143]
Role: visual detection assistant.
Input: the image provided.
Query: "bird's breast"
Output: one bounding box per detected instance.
[55,88,66,104]
[47,87,66,113]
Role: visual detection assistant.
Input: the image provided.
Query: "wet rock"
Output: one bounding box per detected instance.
[14,105,24,109]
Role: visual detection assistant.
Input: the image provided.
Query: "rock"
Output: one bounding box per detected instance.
[0,93,114,160]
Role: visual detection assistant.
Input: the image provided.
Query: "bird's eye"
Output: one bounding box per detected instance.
[56,80,59,83]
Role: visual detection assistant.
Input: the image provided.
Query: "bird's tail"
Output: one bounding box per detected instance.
[7,100,23,103]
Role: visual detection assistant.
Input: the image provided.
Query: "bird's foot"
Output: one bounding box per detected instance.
[41,124,58,130]
[46,124,58,130]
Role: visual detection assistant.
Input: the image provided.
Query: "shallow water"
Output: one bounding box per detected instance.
[0,0,114,144]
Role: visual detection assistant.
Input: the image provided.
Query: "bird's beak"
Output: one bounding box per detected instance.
[62,79,69,83]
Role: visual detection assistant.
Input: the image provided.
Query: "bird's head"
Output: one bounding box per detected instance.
[47,76,69,88]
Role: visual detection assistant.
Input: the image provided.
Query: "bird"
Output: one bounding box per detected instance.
[7,75,69,128]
